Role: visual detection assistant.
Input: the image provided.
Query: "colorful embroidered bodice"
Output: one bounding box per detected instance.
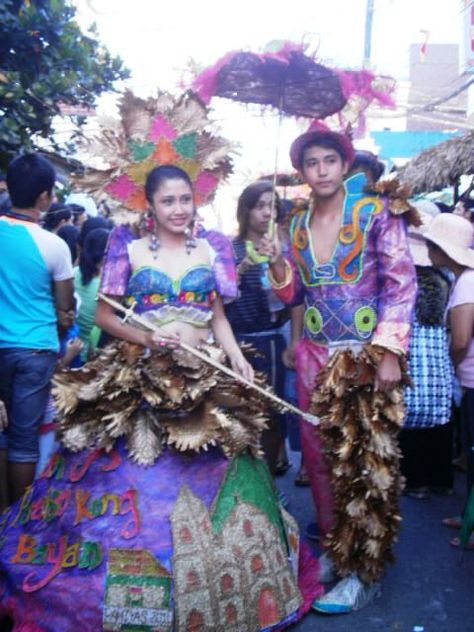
[126,265,217,327]
[100,226,238,329]
[277,173,416,353]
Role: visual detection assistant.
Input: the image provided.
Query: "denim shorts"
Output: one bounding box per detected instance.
[0,348,57,462]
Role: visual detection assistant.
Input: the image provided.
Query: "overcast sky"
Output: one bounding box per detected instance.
[73,0,466,228]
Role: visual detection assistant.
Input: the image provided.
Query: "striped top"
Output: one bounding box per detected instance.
[224,238,288,334]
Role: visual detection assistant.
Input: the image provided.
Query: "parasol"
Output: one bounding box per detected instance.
[191,41,395,256]
[398,130,474,195]
[192,41,395,122]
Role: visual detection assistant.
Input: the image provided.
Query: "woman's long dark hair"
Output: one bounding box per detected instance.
[79,228,110,286]
[236,180,281,240]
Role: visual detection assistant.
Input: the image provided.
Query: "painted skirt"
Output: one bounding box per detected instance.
[0,441,321,631]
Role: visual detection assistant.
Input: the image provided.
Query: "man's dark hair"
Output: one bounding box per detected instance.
[6,154,56,209]
[350,150,385,183]
[299,136,346,170]
[68,203,86,225]
[236,180,281,239]
[43,203,72,231]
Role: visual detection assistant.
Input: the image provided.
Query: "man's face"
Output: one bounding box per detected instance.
[300,145,348,199]
[0,180,6,194]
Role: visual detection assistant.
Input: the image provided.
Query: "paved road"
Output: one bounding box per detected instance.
[276,449,474,632]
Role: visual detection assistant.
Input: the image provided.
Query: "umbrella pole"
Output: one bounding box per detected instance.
[98,293,320,426]
[269,93,285,237]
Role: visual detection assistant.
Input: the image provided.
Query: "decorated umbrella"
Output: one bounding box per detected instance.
[398,130,474,195]
[191,41,395,259]
[192,41,395,123]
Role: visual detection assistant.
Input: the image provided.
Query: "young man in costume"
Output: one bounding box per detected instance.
[265,121,417,613]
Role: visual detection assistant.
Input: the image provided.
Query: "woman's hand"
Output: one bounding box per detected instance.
[258,231,282,264]
[146,330,181,350]
[375,349,401,391]
[228,349,254,382]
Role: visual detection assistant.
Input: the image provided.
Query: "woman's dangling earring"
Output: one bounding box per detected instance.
[184,214,197,255]
[146,210,160,258]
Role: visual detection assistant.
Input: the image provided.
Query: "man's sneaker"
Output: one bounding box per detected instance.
[318,553,338,584]
[311,573,382,614]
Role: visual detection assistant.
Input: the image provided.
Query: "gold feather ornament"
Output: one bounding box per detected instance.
[55,341,270,466]
[312,344,409,584]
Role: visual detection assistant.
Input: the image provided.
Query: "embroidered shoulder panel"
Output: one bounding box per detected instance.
[290,178,383,287]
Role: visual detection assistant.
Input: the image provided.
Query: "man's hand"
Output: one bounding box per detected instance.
[282,345,296,369]
[375,349,401,392]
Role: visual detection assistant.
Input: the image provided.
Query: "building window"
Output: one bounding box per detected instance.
[220,573,234,593]
[226,603,238,624]
[251,554,263,573]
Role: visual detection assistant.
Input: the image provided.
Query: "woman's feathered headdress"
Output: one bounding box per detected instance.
[72,90,234,218]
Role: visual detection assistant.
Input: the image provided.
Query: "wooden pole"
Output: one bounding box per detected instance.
[98,293,320,426]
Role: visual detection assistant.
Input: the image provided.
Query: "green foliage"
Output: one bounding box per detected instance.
[0,0,129,166]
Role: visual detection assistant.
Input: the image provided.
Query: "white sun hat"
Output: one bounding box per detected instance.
[424,213,474,269]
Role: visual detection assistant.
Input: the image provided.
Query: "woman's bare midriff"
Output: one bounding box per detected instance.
[158,320,211,348]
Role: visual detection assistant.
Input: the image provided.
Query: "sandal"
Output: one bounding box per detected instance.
[442,516,462,529]
[450,534,474,550]
[275,460,292,476]
[294,470,310,487]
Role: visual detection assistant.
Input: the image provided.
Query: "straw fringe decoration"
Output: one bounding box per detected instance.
[54,341,269,466]
[311,344,410,583]
[397,130,474,195]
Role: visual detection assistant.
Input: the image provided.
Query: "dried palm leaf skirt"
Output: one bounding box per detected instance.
[312,345,408,584]
[0,342,322,631]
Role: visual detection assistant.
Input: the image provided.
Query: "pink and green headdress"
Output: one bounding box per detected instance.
[72,90,233,218]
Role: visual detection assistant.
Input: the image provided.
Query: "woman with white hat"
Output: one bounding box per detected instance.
[426,213,474,550]
[400,210,454,499]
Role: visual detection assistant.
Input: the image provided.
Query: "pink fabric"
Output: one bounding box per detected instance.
[294,338,334,540]
[448,268,474,387]
[297,541,324,614]
[335,69,395,137]
[105,173,137,202]
[148,114,177,142]
[192,50,240,104]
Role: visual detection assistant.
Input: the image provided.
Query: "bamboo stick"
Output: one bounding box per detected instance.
[98,292,320,426]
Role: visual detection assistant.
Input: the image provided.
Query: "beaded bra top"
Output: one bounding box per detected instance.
[126,265,217,328]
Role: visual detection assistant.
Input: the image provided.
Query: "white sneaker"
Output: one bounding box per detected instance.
[318,553,338,584]
[312,572,382,614]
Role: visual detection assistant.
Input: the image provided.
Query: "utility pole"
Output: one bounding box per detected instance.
[363,0,375,67]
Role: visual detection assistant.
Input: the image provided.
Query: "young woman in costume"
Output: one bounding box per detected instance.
[0,165,322,631]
